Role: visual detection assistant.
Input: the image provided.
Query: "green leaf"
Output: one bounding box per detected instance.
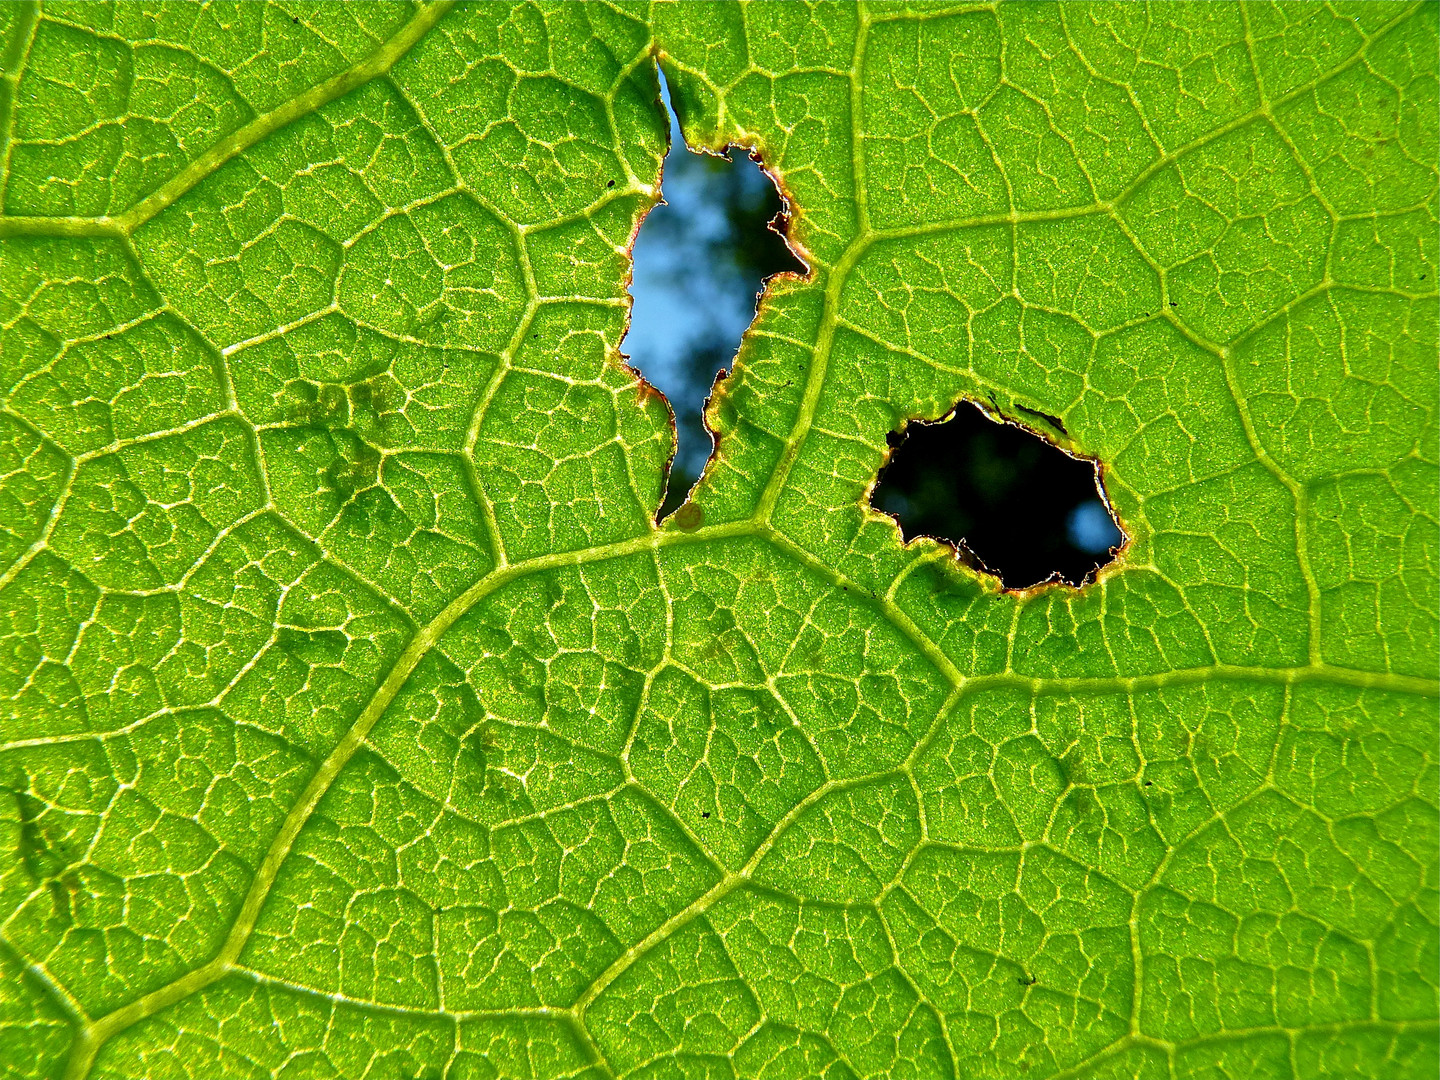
[1,2,1435,1078]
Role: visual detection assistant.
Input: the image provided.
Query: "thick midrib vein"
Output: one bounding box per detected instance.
[18,3,1433,1073]
[54,505,1438,1077]
[55,518,755,1080]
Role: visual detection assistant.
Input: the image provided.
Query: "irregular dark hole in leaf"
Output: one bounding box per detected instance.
[623,67,805,522]
[872,401,1125,589]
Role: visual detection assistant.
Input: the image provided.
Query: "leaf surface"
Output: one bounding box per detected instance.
[0,3,1436,1078]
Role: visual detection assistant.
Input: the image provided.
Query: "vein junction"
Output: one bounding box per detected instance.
[0,3,1434,1078]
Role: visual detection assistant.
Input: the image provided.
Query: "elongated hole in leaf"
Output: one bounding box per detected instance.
[623,67,805,521]
[872,401,1125,589]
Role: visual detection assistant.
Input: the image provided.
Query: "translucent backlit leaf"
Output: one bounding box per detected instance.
[0,3,1435,1078]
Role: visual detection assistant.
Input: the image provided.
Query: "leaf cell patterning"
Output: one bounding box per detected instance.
[0,4,1435,1080]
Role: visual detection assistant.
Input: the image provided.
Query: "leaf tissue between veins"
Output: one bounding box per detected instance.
[0,4,1432,1079]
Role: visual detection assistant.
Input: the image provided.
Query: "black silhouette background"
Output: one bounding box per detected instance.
[872,402,1123,588]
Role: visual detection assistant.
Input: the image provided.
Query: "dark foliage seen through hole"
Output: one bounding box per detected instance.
[623,69,805,520]
[873,402,1125,589]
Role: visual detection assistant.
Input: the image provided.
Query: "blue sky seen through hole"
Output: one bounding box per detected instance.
[623,70,801,518]
[626,69,1122,582]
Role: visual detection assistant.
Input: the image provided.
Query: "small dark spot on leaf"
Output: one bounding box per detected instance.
[349,376,394,425]
[674,503,704,530]
[701,812,710,819]
[287,380,348,428]
[607,179,615,188]
[323,437,381,503]
[1019,974,1037,986]
[277,627,348,665]
[1169,301,1178,308]
[13,790,48,880]
[48,879,78,924]
[12,787,74,889]
[1015,403,1067,435]
[1144,780,1153,787]
[292,16,299,23]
